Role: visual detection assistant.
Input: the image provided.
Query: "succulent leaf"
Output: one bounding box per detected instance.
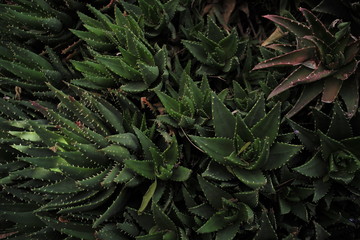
[263,15,311,37]
[253,47,316,70]
[197,175,232,209]
[92,188,128,228]
[285,81,323,118]
[212,92,236,138]
[231,168,267,189]
[294,152,327,178]
[197,212,228,233]
[253,211,277,240]
[125,160,155,180]
[264,142,302,170]
[1,2,359,239]
[299,8,335,45]
[314,221,331,240]
[152,202,177,232]
[321,77,343,103]
[244,96,266,128]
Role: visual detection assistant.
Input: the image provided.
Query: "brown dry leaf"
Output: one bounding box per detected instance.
[14,86,21,100]
[202,4,214,16]
[223,0,236,24]
[49,145,58,152]
[239,1,249,17]
[261,27,286,46]
[202,0,219,16]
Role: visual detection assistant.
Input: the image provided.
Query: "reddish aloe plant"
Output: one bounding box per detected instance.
[253,8,360,118]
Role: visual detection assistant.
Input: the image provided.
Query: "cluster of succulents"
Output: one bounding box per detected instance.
[253,7,360,118]
[0,0,359,239]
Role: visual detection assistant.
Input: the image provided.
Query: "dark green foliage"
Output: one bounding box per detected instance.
[1,0,360,239]
[182,17,246,75]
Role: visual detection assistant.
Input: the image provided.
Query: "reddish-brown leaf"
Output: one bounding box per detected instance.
[253,47,316,70]
[301,65,333,83]
[267,66,313,99]
[344,40,360,64]
[265,44,294,53]
[334,60,358,80]
[299,8,335,45]
[263,15,311,37]
[321,77,342,103]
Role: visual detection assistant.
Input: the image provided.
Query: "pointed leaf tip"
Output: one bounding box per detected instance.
[262,14,311,37]
[253,47,316,71]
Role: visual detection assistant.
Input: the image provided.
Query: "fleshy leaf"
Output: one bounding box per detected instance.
[124,160,155,180]
[342,137,360,159]
[251,102,281,145]
[286,81,323,118]
[313,180,331,202]
[100,145,131,163]
[38,215,95,240]
[321,77,342,103]
[182,40,207,63]
[197,212,227,234]
[138,180,157,214]
[299,8,335,44]
[263,14,311,37]
[152,202,177,232]
[267,66,313,99]
[294,152,327,178]
[93,188,128,227]
[231,168,267,189]
[244,96,266,128]
[134,126,157,160]
[253,211,277,240]
[234,190,259,208]
[212,92,235,138]
[235,114,254,142]
[197,175,232,209]
[339,76,359,118]
[33,178,82,194]
[314,221,331,240]
[264,142,302,170]
[107,133,140,151]
[318,130,344,159]
[189,136,234,165]
[327,102,352,140]
[253,47,315,70]
[287,118,318,151]
[215,221,240,240]
[171,166,192,182]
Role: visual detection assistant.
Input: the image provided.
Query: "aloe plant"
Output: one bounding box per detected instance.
[154,71,212,130]
[313,0,360,36]
[0,43,73,93]
[121,0,181,38]
[149,73,307,238]
[2,1,360,239]
[0,0,85,47]
[0,82,194,239]
[188,93,302,188]
[253,8,360,118]
[289,102,360,185]
[182,17,247,76]
[283,102,360,236]
[70,5,169,92]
